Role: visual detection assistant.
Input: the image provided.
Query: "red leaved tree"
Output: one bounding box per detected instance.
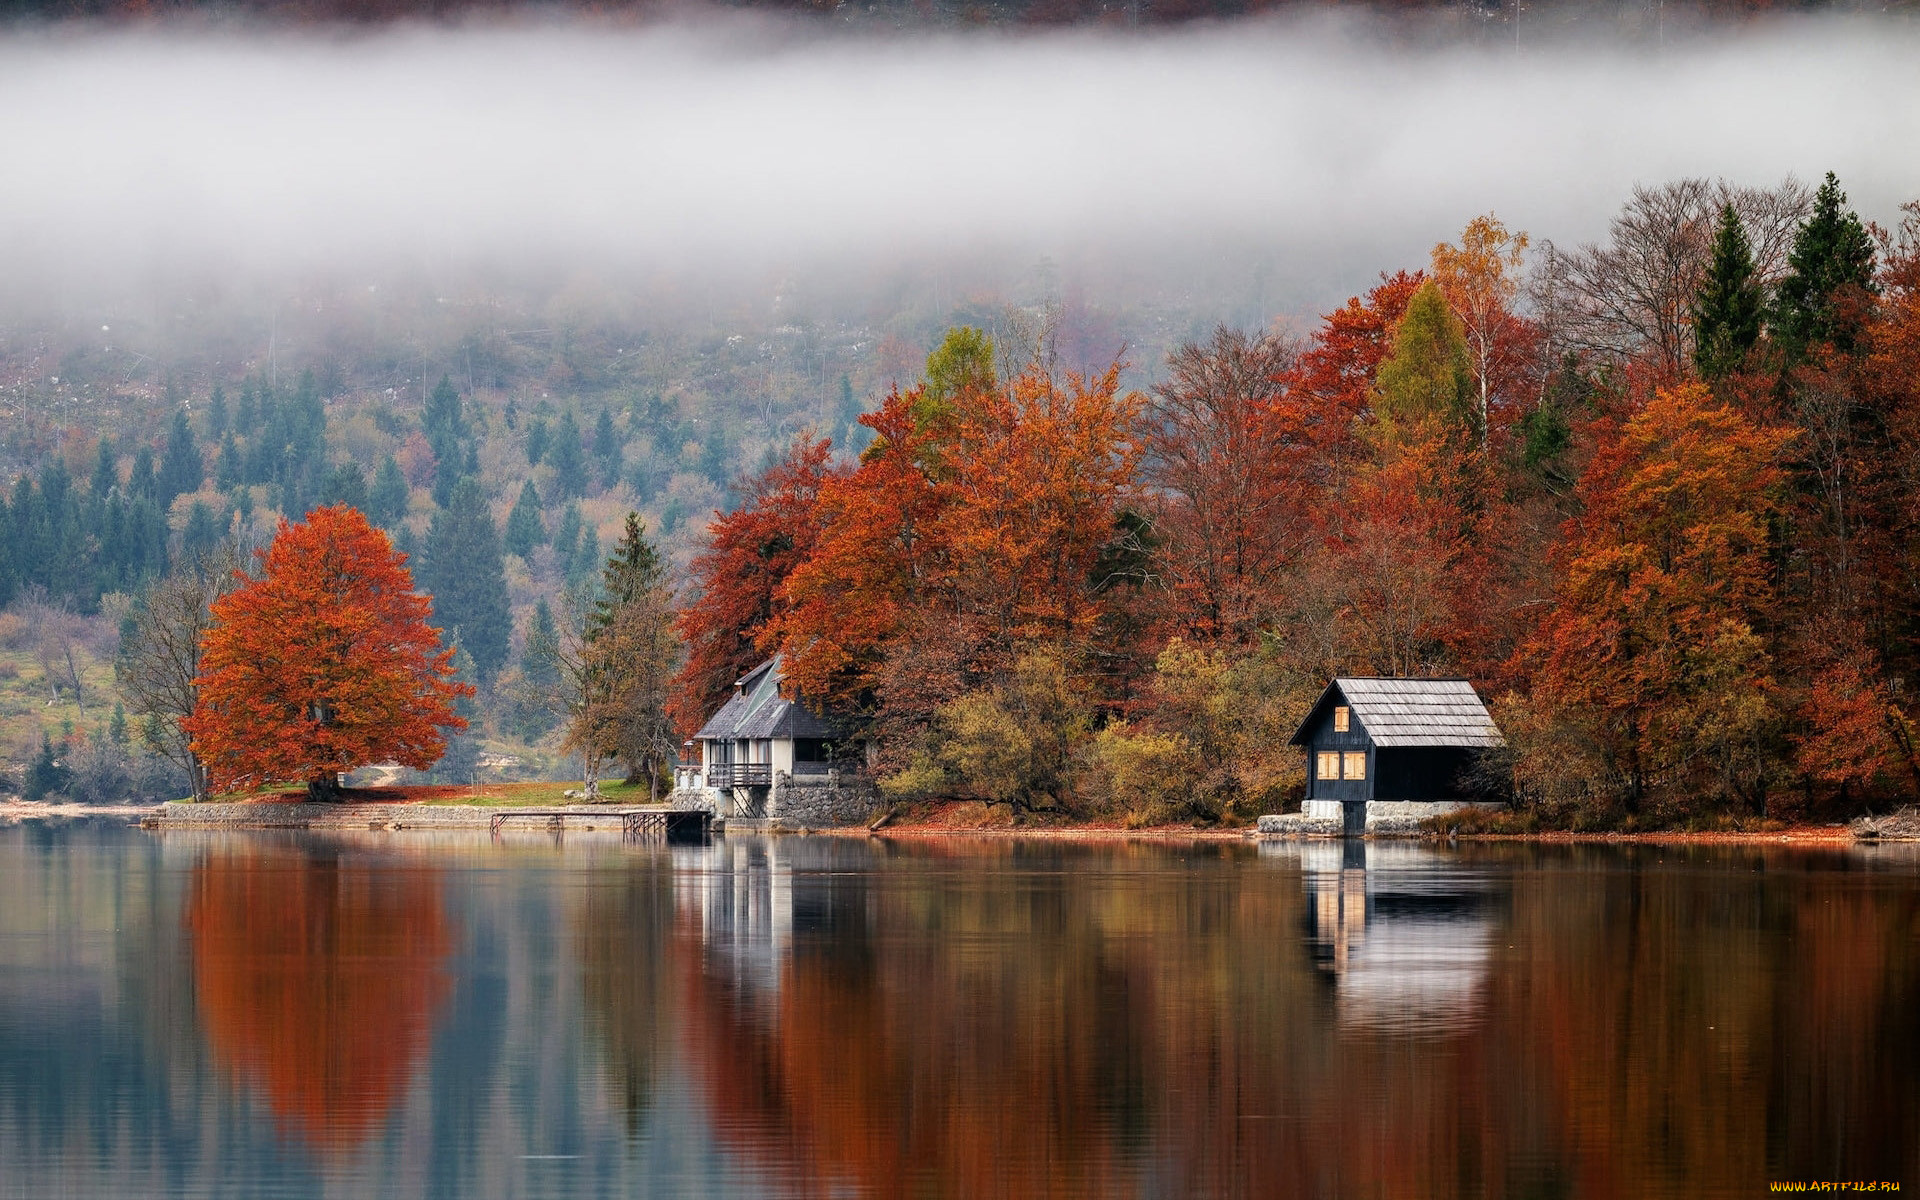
[183,504,470,802]
[672,435,839,733]
[1527,383,1791,812]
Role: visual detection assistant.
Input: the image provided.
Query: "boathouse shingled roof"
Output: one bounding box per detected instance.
[693,655,843,742]
[1288,677,1504,748]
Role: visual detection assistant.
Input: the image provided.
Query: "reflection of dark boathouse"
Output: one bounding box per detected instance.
[1291,677,1505,835]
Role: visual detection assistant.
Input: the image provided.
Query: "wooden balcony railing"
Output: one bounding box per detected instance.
[706,763,772,788]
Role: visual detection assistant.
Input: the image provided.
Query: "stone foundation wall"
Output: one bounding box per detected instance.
[769,772,882,829]
[668,787,721,813]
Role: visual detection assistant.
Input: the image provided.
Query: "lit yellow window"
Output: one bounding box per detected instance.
[1333,706,1350,733]
[1343,752,1367,781]
[1317,751,1341,780]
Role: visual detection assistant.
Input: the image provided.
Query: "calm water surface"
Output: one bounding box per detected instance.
[1,820,1916,1199]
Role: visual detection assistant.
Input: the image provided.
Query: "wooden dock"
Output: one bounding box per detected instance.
[487,807,711,841]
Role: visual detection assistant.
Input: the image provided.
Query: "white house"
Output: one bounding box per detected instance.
[680,655,854,820]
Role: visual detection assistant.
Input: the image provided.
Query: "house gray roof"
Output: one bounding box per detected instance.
[693,655,844,742]
[1289,677,1504,748]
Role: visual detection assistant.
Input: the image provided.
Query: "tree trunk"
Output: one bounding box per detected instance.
[306,774,342,804]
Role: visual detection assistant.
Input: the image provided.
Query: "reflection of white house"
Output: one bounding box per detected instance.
[1261,841,1499,1035]
[678,656,855,820]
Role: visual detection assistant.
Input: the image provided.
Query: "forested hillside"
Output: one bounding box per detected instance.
[681,174,1920,828]
[6,171,1919,827]
[0,260,1169,797]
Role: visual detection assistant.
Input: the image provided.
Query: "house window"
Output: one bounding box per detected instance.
[1333,706,1350,733]
[1343,752,1367,781]
[1316,751,1341,781]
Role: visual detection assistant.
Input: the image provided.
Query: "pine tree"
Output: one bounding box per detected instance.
[216,434,243,491]
[158,408,203,506]
[1693,203,1766,380]
[592,409,623,489]
[368,456,409,529]
[207,385,228,440]
[594,512,665,626]
[577,513,680,794]
[90,437,118,498]
[420,478,512,681]
[504,480,546,559]
[424,374,465,445]
[322,462,369,511]
[548,411,586,497]
[1774,171,1878,359]
[182,500,223,559]
[553,501,582,566]
[509,598,562,742]
[128,446,157,502]
[235,382,257,435]
[569,524,600,592]
[524,416,550,467]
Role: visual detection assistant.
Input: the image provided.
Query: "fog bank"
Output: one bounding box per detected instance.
[3,15,1919,312]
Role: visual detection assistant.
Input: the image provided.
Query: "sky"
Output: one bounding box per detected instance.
[3,12,1919,316]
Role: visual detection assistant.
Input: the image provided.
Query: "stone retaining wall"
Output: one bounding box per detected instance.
[148,802,639,830]
[770,773,882,829]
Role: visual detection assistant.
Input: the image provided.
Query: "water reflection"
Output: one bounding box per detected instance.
[1265,840,1502,1035]
[185,842,453,1153]
[1,824,1918,1197]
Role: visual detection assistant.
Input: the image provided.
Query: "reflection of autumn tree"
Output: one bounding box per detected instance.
[185,845,452,1154]
[675,841,1920,1198]
[1486,848,1920,1195]
[577,868,674,1133]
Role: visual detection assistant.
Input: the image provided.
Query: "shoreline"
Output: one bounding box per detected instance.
[0,802,1889,844]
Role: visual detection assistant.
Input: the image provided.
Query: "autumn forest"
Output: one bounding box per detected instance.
[678,173,1920,827]
[6,173,1920,827]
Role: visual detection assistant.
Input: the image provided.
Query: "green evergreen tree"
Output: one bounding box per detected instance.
[524,415,550,466]
[1374,280,1475,436]
[568,524,601,591]
[234,382,257,435]
[593,408,623,489]
[368,456,409,528]
[206,385,227,440]
[504,480,546,559]
[24,734,73,802]
[109,702,129,749]
[214,433,242,491]
[128,446,157,502]
[430,642,482,784]
[89,437,117,498]
[548,411,586,497]
[509,598,562,742]
[1693,203,1766,380]
[424,374,466,444]
[181,500,222,559]
[420,477,512,680]
[158,408,202,506]
[321,461,369,511]
[1773,171,1878,359]
[594,512,666,628]
[552,500,582,565]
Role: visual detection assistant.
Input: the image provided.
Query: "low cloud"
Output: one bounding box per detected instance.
[3,13,1918,312]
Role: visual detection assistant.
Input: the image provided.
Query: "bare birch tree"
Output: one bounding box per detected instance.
[115,546,240,802]
[1530,177,1811,377]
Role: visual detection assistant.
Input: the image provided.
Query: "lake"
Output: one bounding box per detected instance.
[1,820,1915,1199]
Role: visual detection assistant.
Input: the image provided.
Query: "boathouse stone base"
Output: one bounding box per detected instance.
[1268,800,1507,837]
[768,771,882,830]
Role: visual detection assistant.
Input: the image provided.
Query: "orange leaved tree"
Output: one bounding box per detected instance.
[184,504,470,801]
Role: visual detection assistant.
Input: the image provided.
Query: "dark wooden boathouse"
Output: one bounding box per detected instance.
[1290,678,1504,835]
